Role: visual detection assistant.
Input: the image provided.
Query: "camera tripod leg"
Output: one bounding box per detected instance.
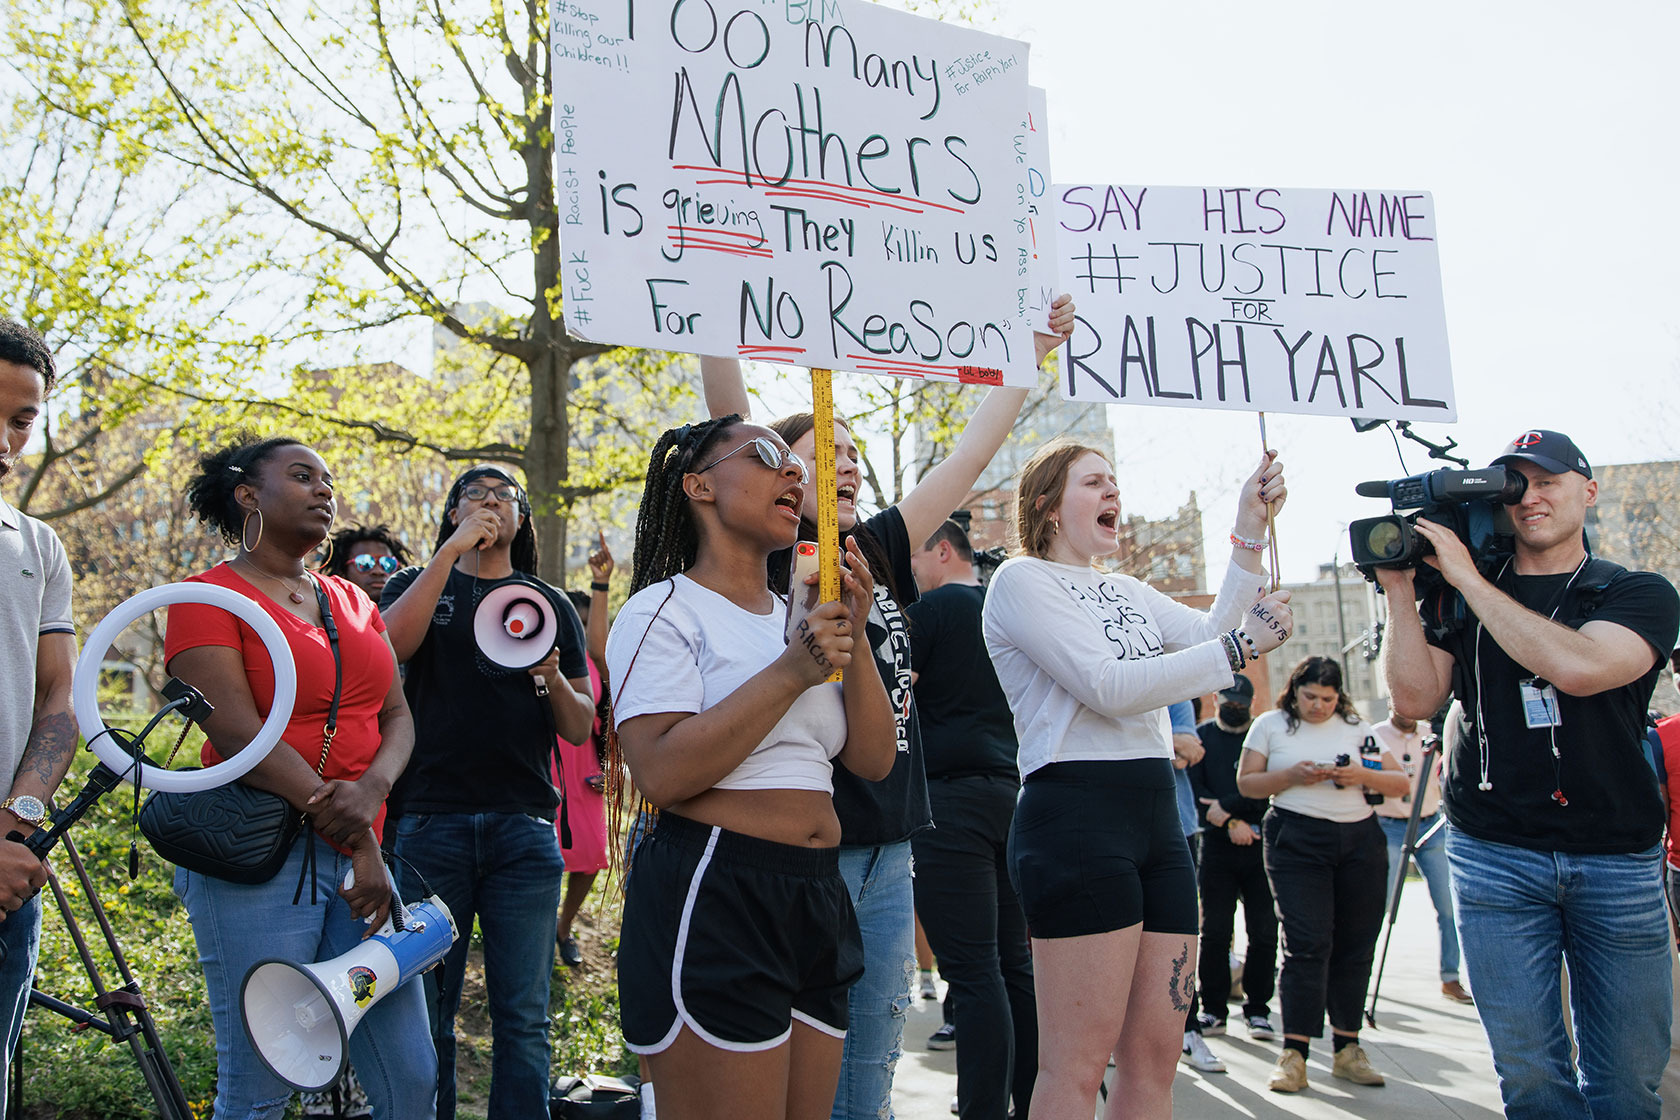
[17,835,193,1120]
[1364,737,1441,1027]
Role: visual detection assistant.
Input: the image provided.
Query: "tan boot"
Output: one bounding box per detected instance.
[1267,1049,1307,1093]
[1332,1043,1386,1086]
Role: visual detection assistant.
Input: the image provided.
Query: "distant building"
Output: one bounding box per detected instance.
[1279,561,1386,718]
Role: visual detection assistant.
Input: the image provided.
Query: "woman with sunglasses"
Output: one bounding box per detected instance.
[324,524,411,607]
[166,433,434,1119]
[607,415,895,1120]
[698,296,1076,1120]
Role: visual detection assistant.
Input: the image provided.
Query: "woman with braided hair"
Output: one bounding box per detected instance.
[699,294,1076,1120]
[606,416,896,1120]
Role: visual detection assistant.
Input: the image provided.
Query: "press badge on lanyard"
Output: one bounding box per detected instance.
[1519,678,1561,729]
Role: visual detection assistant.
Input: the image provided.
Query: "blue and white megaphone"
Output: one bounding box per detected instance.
[239,868,458,1092]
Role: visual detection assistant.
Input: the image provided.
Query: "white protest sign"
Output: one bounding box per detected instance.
[1054,185,1455,421]
[1021,87,1058,333]
[555,0,1037,387]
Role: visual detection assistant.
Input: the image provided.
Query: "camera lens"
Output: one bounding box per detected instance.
[1364,519,1403,561]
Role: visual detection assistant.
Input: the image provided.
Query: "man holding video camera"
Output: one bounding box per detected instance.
[1379,430,1677,1119]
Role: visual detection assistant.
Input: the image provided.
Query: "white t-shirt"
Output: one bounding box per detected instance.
[982,557,1265,777]
[605,574,845,793]
[1244,708,1382,823]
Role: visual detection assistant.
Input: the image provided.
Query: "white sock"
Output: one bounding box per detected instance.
[640,1082,656,1120]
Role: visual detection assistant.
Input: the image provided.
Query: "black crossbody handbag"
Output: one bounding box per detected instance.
[140,577,343,885]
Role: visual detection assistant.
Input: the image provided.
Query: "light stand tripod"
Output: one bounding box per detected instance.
[1364,729,1444,1026]
[7,705,203,1119]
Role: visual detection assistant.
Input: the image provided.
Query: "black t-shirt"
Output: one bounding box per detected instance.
[1188,718,1269,832]
[382,565,589,819]
[829,506,931,846]
[1425,559,1679,854]
[906,583,1019,780]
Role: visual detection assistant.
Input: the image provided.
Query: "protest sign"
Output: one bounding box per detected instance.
[555,0,1037,387]
[1021,87,1058,333]
[1054,184,1455,421]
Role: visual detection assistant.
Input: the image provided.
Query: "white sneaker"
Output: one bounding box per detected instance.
[1180,1031,1227,1073]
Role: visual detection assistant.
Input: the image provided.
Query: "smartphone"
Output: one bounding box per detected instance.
[785,542,822,644]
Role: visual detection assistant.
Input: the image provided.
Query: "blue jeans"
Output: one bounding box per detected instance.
[0,894,41,1120]
[1447,831,1671,1118]
[394,812,564,1120]
[831,840,915,1120]
[1379,814,1461,982]
[175,842,436,1120]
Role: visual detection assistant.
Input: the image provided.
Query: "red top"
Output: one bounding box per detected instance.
[1659,714,1680,868]
[164,563,395,842]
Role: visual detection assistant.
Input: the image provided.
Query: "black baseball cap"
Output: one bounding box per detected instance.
[1492,430,1592,480]
[1218,675,1254,703]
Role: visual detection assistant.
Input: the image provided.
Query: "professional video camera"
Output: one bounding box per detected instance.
[1347,466,1526,585]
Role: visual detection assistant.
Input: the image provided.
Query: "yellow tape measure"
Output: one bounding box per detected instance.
[811,368,843,682]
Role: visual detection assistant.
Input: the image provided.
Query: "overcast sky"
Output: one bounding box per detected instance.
[975,0,1680,584]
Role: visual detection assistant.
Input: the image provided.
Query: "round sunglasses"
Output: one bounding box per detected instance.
[351,554,402,574]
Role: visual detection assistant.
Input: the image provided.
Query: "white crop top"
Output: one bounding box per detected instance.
[605,574,845,792]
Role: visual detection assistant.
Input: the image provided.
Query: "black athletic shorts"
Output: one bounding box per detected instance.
[1008,758,1199,939]
[618,811,864,1053]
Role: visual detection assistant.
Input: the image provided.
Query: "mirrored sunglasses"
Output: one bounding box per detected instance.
[351,554,402,574]
[695,436,809,483]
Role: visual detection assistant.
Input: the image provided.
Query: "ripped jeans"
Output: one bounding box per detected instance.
[831,841,915,1120]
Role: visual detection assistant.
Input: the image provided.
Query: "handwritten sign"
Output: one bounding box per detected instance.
[555,0,1037,387]
[1054,184,1455,420]
[1021,87,1058,333]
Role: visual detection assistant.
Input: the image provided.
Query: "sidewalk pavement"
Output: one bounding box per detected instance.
[893,878,1505,1118]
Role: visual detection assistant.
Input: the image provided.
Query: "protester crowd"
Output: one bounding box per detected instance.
[3,303,1680,1120]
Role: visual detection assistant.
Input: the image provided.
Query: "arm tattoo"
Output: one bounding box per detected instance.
[1169,941,1195,1013]
[20,710,77,792]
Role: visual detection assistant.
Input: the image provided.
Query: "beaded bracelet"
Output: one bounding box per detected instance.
[1230,530,1268,552]
[1237,629,1262,662]
[1220,630,1246,670]
[591,581,610,592]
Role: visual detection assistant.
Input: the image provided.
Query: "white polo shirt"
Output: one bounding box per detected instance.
[1,497,74,784]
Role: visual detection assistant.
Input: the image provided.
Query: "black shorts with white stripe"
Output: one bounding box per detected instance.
[618,811,863,1053]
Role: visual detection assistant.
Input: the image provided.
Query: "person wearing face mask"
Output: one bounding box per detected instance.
[982,439,1291,1120]
[1186,674,1278,1043]
[380,466,596,1120]
[1237,656,1409,1094]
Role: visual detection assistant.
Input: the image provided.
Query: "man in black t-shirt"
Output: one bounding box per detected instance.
[906,518,1036,1120]
[1186,675,1278,1040]
[381,465,593,1120]
[1381,430,1679,1120]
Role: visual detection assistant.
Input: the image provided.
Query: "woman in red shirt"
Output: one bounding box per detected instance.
[165,432,435,1120]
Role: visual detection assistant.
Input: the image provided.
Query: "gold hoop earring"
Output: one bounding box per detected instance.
[315,534,335,573]
[241,509,264,552]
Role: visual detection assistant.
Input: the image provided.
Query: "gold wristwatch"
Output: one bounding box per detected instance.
[0,795,47,828]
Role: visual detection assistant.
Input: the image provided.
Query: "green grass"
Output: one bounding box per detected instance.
[16,750,630,1119]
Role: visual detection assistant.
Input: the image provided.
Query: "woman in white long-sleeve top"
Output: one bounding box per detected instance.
[981,439,1293,1120]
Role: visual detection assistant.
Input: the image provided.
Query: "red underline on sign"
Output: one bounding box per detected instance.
[667,238,774,259]
[738,345,807,355]
[846,354,963,371]
[666,226,768,244]
[671,164,967,216]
